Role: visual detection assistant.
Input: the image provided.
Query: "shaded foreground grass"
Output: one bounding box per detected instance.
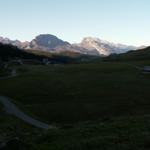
[0,69,10,77]
[1,112,150,150]
[38,116,150,150]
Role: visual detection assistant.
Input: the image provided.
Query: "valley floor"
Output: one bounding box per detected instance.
[0,60,150,149]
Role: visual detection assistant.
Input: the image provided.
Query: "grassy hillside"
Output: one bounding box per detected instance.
[104,46,150,62]
[25,49,81,58]
[0,43,46,61]
[0,43,89,64]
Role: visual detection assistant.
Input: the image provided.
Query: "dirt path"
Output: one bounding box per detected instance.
[0,69,55,129]
[0,96,54,130]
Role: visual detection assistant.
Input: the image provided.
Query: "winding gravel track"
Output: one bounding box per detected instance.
[0,69,54,130]
[0,96,53,130]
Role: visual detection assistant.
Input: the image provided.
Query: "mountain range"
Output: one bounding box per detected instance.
[0,34,143,56]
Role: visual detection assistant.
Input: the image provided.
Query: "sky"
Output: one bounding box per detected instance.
[0,0,149,46]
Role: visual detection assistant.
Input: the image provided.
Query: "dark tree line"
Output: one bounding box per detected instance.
[0,43,46,61]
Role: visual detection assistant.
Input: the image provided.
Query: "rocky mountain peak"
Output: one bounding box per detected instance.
[30,34,70,50]
[78,37,138,55]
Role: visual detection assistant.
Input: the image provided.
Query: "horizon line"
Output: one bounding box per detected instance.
[0,34,149,47]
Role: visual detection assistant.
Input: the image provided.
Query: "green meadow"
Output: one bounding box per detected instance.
[0,61,150,124]
[0,59,150,149]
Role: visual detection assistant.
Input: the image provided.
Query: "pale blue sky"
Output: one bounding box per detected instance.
[0,0,149,46]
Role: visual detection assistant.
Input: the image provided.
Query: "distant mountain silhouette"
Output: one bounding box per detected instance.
[0,34,145,56]
[0,36,29,49]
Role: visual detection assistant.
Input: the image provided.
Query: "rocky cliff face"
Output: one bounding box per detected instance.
[29,34,70,51]
[75,37,137,55]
